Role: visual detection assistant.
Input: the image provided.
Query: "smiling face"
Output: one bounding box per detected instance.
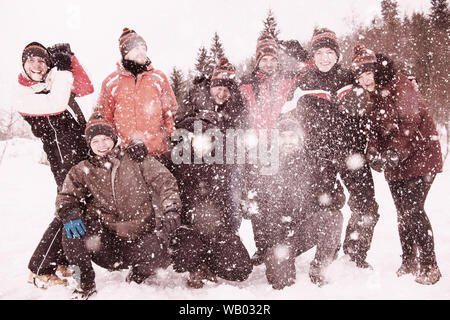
[23,56,49,82]
[124,44,148,65]
[90,135,115,156]
[210,86,231,105]
[258,55,278,76]
[358,71,376,92]
[313,47,338,73]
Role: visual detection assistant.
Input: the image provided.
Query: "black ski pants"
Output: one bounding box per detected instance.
[61,218,170,286]
[170,226,253,282]
[388,175,438,268]
[28,217,68,275]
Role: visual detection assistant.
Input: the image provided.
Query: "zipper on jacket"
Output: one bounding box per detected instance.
[47,117,64,164]
[110,158,120,205]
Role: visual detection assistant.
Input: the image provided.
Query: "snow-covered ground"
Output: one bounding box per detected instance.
[0,137,449,300]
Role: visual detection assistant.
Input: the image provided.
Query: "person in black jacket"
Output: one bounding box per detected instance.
[15,42,94,288]
[249,116,344,289]
[285,28,379,284]
[170,58,252,288]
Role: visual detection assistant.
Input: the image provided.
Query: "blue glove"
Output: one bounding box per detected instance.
[64,219,86,239]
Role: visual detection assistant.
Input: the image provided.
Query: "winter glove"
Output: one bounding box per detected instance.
[156,205,181,237]
[126,139,148,162]
[366,147,385,172]
[279,40,308,62]
[63,219,86,239]
[383,148,400,170]
[47,43,74,71]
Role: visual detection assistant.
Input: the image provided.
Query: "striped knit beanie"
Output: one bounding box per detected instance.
[351,44,377,76]
[256,32,279,66]
[22,42,52,68]
[210,57,236,89]
[311,28,340,58]
[85,113,117,146]
[119,28,147,58]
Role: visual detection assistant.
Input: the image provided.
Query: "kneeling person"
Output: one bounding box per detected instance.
[56,115,182,299]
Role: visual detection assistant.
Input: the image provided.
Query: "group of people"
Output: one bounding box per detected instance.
[15,25,443,299]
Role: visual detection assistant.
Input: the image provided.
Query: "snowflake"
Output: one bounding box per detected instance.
[345,153,365,171]
[82,166,90,175]
[350,231,359,240]
[85,235,101,253]
[318,193,332,206]
[274,244,290,261]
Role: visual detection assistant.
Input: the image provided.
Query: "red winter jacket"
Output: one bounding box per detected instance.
[239,70,302,131]
[96,63,178,156]
[367,73,443,182]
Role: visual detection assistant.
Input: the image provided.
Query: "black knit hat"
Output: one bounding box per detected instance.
[311,28,340,58]
[22,42,52,68]
[119,28,147,58]
[256,32,279,66]
[85,113,117,146]
[351,44,377,77]
[210,57,236,89]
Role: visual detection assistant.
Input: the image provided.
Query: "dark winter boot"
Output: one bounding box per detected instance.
[126,267,156,284]
[309,259,328,287]
[187,264,217,289]
[72,283,97,300]
[396,254,419,277]
[415,265,442,285]
[348,254,373,269]
[265,245,296,290]
[72,271,96,300]
[251,248,267,266]
[70,267,96,299]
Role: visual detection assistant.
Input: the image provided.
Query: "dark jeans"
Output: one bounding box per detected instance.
[170,226,253,282]
[61,219,170,286]
[388,175,438,268]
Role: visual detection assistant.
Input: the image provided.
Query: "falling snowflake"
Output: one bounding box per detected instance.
[350,231,359,240]
[85,235,101,253]
[345,153,365,171]
[274,244,290,261]
[318,193,332,206]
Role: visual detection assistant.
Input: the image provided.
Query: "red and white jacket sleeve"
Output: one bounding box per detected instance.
[15,69,74,116]
[70,55,94,97]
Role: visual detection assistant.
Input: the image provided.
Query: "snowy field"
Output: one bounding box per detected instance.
[0,137,449,300]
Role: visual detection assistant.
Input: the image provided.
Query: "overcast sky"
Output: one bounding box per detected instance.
[1,0,432,109]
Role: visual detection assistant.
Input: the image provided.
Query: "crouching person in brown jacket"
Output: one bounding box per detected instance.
[55,114,182,299]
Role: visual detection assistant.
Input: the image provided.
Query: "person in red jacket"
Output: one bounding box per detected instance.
[14,42,94,288]
[95,28,178,159]
[239,32,310,266]
[353,45,443,285]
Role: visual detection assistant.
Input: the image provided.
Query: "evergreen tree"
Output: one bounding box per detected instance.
[210,32,226,65]
[262,9,281,40]
[381,0,400,30]
[169,67,186,107]
[380,0,401,60]
[430,0,450,30]
[194,46,214,76]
